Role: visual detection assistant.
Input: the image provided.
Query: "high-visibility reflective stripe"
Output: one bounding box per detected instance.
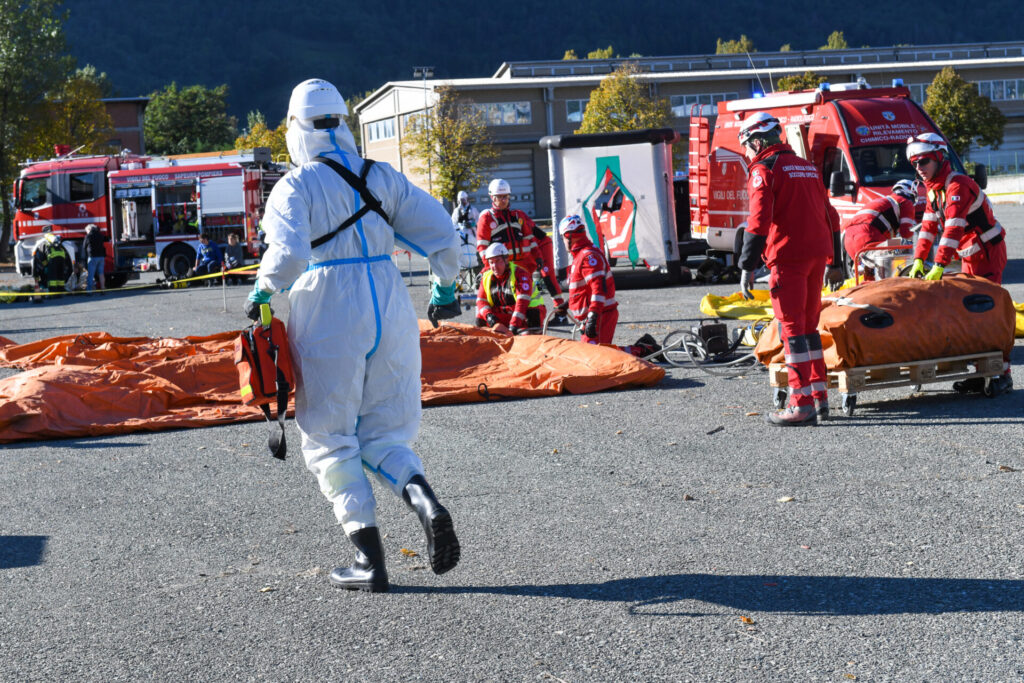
[979,224,1003,241]
[939,237,960,249]
[807,349,824,361]
[957,243,981,257]
[918,230,937,242]
[923,212,940,222]
[512,311,527,321]
[945,217,967,228]
[785,351,811,364]
[855,209,880,218]
[790,386,813,396]
[592,294,606,303]
[810,382,828,392]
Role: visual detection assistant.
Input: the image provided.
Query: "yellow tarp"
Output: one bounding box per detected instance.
[701,290,1024,338]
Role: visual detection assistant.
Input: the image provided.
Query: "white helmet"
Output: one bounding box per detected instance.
[285,78,356,166]
[288,79,347,122]
[488,178,511,196]
[558,214,586,236]
[484,242,509,260]
[738,112,781,146]
[891,179,917,200]
[457,190,469,202]
[905,133,948,161]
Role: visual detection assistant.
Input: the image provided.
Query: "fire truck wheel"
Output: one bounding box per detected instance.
[162,245,196,279]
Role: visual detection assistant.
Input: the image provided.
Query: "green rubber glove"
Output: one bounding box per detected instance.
[429,281,456,306]
[244,283,273,321]
[924,264,945,281]
[907,259,926,278]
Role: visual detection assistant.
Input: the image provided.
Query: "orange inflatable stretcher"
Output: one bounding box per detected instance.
[754,275,1016,369]
[0,322,663,443]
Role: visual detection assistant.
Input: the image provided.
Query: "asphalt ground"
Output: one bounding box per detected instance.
[2,206,1023,682]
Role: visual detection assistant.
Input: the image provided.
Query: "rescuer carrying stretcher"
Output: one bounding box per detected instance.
[905,132,1012,395]
[842,180,918,280]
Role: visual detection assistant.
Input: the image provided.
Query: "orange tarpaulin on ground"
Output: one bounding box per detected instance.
[0,322,663,443]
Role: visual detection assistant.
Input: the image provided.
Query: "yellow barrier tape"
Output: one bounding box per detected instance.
[0,264,260,301]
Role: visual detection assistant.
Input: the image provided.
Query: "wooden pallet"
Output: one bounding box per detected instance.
[769,351,1005,414]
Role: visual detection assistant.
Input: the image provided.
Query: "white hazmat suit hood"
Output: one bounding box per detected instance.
[285,78,358,166]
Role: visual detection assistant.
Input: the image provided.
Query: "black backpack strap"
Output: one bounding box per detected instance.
[310,155,390,249]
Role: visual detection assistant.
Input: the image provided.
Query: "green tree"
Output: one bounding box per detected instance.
[716,35,756,54]
[779,44,792,52]
[21,66,116,159]
[577,63,671,134]
[144,82,237,155]
[343,89,374,150]
[777,71,827,91]
[0,0,70,258]
[562,49,578,60]
[587,46,614,59]
[234,111,287,159]
[924,66,1006,159]
[400,85,498,201]
[819,30,848,50]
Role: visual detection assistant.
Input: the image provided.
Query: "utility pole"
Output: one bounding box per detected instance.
[413,66,434,195]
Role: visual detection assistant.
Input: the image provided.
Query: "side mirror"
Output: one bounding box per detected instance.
[972,163,988,190]
[829,171,851,197]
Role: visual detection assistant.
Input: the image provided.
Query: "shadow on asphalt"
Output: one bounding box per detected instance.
[395,573,1024,615]
[0,535,48,569]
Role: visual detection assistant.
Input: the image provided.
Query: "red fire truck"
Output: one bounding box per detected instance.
[687,81,985,264]
[12,147,284,284]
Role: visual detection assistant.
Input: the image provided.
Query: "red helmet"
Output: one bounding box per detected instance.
[906,133,948,163]
[558,214,586,236]
[738,112,781,146]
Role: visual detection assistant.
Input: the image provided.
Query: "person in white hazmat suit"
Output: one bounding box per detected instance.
[245,79,463,593]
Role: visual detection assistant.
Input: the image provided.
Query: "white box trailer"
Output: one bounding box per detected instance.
[540,128,702,281]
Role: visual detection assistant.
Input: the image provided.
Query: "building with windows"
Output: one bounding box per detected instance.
[101,97,149,154]
[355,41,1024,220]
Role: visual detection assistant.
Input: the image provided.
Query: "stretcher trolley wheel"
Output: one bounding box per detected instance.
[772,387,788,409]
[841,393,857,416]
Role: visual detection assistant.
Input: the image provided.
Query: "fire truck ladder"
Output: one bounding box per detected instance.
[688,111,711,233]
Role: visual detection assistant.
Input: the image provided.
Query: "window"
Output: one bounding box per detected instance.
[670,92,738,117]
[69,173,97,202]
[566,99,588,123]
[907,83,927,102]
[366,118,396,142]
[974,79,1024,102]
[19,176,48,209]
[402,111,427,132]
[469,101,532,126]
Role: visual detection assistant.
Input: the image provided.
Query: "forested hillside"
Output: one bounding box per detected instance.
[62,0,1020,123]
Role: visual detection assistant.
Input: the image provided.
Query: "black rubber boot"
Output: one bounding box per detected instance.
[815,399,829,421]
[988,374,1013,396]
[329,526,389,592]
[402,475,460,575]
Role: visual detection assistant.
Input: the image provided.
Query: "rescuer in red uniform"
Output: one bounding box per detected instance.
[842,180,918,280]
[475,242,545,335]
[558,215,661,358]
[476,178,568,323]
[906,132,1011,395]
[737,112,843,426]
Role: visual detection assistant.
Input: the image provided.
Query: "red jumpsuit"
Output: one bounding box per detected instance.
[475,262,545,332]
[477,208,565,308]
[741,143,840,408]
[567,237,618,344]
[842,193,916,278]
[914,161,1006,284]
